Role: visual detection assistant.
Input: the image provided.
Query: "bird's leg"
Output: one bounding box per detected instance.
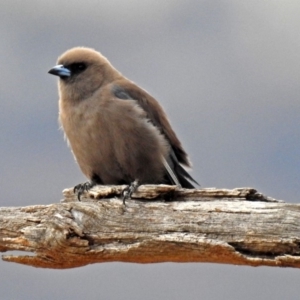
[122,180,139,205]
[73,181,97,201]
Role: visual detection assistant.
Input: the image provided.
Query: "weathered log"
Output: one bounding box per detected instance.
[0,185,299,269]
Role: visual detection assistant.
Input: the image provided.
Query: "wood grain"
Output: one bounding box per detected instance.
[1,185,299,269]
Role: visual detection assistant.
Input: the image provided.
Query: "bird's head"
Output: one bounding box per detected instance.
[48,47,120,101]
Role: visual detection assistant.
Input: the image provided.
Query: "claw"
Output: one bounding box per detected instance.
[74,181,96,200]
[122,180,139,205]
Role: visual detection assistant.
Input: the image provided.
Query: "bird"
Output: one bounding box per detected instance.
[48,47,198,202]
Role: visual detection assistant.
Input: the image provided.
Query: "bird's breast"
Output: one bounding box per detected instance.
[59,97,114,179]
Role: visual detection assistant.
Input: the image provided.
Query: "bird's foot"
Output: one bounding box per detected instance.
[122,180,139,205]
[74,181,97,200]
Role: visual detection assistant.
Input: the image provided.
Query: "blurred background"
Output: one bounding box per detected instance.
[0,0,299,299]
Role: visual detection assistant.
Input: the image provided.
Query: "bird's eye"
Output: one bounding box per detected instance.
[77,63,86,70]
[69,63,87,74]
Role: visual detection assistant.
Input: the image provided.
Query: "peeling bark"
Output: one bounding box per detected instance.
[0,185,299,269]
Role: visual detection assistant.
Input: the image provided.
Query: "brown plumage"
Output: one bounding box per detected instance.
[48,47,198,196]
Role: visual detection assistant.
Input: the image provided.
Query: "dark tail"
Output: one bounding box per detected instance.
[164,152,199,188]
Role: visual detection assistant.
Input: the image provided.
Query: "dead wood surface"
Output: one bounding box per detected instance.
[0,185,300,269]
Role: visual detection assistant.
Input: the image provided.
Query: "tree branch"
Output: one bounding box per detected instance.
[1,185,300,269]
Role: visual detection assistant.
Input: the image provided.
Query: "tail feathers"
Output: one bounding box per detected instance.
[174,163,199,188]
[163,154,199,189]
[162,157,182,187]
